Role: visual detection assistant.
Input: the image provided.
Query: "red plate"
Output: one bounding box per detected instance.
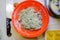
[12,1,49,38]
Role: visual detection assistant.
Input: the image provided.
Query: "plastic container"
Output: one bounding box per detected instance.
[46,30,60,40]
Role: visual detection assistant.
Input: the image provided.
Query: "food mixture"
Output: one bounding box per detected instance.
[19,7,42,30]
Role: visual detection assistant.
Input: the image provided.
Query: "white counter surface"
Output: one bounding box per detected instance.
[0,0,60,40]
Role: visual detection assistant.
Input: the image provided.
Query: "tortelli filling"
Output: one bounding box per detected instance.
[19,7,42,30]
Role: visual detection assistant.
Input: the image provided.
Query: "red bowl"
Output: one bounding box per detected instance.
[12,1,49,38]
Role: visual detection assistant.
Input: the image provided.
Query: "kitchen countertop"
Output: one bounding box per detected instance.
[0,0,60,40]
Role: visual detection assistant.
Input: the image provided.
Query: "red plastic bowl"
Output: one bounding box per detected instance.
[12,1,49,38]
